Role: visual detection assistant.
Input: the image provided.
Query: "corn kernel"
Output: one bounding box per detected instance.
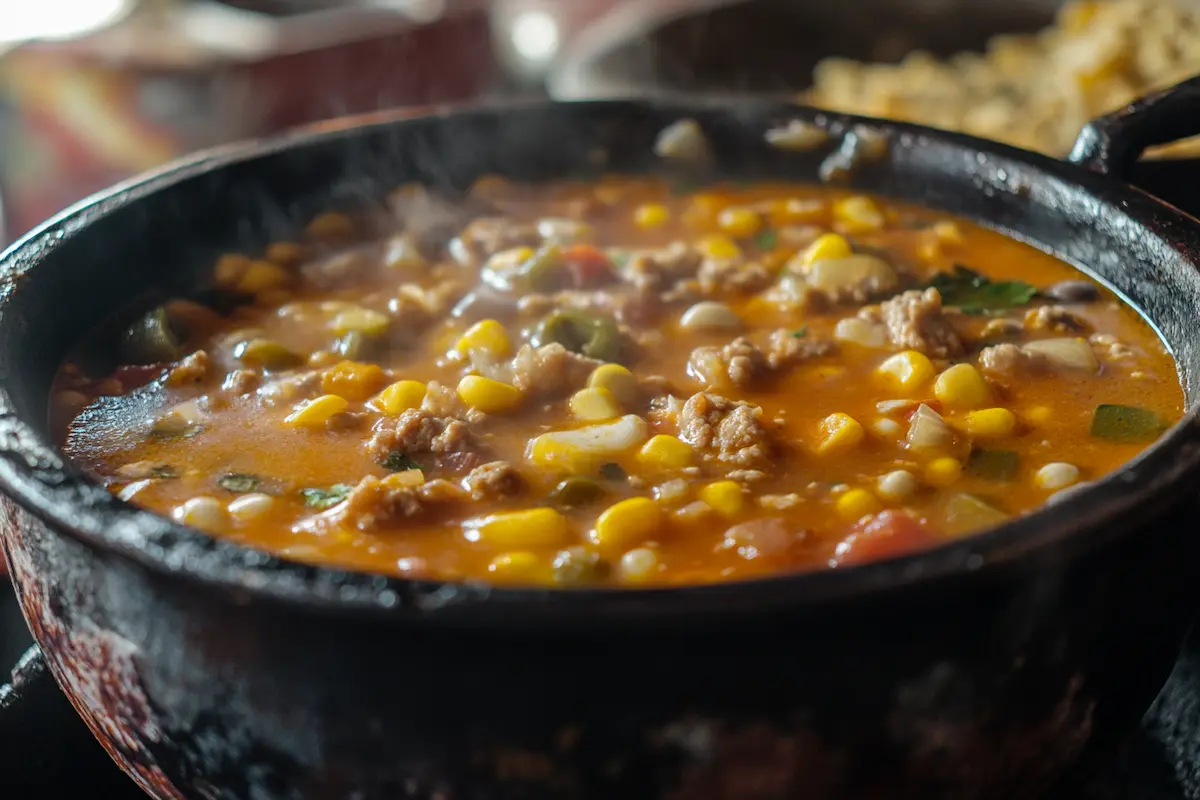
[637,435,694,470]
[797,233,852,266]
[769,198,825,226]
[382,470,426,489]
[214,253,252,286]
[836,488,880,521]
[1024,406,1052,426]
[320,360,386,401]
[876,470,919,501]
[570,387,621,422]
[964,408,1018,439]
[330,307,390,337]
[284,394,349,427]
[473,508,570,548]
[228,493,273,521]
[697,235,742,260]
[591,497,664,554]
[374,380,427,416]
[587,363,639,405]
[1035,462,1080,491]
[933,221,964,244]
[876,350,935,393]
[634,203,671,230]
[833,195,885,233]
[457,375,523,414]
[306,211,356,240]
[680,194,724,229]
[933,364,992,409]
[924,457,964,487]
[488,551,543,581]
[815,413,866,456]
[172,496,227,531]
[618,547,660,583]
[716,207,764,238]
[454,319,512,358]
[236,260,290,294]
[700,480,745,517]
[917,236,942,263]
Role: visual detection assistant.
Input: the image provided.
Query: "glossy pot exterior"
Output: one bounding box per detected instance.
[2,100,1200,799]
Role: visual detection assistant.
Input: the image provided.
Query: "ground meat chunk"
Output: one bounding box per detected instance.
[221,369,260,396]
[165,350,212,386]
[679,392,775,467]
[510,343,603,397]
[420,381,460,416]
[453,217,541,264]
[978,343,1051,377]
[880,288,965,357]
[1025,305,1090,333]
[624,242,702,294]
[336,475,466,530]
[463,461,524,501]
[689,331,835,387]
[697,258,775,294]
[366,409,473,464]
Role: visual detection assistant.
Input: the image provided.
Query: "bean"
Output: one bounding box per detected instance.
[1045,280,1100,303]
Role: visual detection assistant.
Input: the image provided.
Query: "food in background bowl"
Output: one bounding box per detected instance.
[808,0,1200,157]
[53,175,1181,586]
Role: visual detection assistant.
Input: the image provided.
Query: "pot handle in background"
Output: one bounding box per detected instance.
[1070,74,1200,180]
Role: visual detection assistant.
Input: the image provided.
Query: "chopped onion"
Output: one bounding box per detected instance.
[944,493,1009,536]
[1021,337,1099,372]
[834,317,887,348]
[803,255,898,294]
[680,301,742,330]
[528,415,650,470]
[906,403,953,452]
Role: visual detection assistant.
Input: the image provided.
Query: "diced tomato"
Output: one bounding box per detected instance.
[831,510,941,567]
[561,244,617,288]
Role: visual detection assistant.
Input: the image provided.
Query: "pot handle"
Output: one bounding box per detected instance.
[1069,74,1200,179]
[0,645,93,776]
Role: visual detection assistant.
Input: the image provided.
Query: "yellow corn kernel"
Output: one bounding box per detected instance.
[634,203,671,230]
[964,408,1018,439]
[214,253,252,286]
[797,233,852,266]
[1024,406,1052,426]
[569,387,621,422]
[591,497,664,554]
[716,207,764,238]
[474,508,570,548]
[815,413,866,456]
[454,319,512,358]
[769,198,825,226]
[487,551,543,580]
[587,363,639,405]
[680,194,724,229]
[330,307,390,337]
[457,375,523,414]
[933,364,992,409]
[917,236,942,263]
[637,435,694,470]
[697,235,742,260]
[876,350,935,393]
[284,394,349,427]
[320,360,387,401]
[700,480,745,517]
[306,210,356,240]
[374,380,427,415]
[933,221,964,244]
[924,457,963,488]
[236,260,290,294]
[833,195,885,233]
[836,488,881,521]
[382,469,426,489]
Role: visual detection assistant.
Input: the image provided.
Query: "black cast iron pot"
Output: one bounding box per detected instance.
[3,79,1200,799]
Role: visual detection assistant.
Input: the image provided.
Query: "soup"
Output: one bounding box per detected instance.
[53,175,1182,586]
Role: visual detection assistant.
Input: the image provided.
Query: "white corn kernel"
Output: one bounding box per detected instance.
[1035,462,1081,491]
[228,493,274,521]
[172,497,226,530]
[876,470,919,501]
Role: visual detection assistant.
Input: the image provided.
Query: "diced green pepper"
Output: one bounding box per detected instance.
[531,310,622,363]
[1090,404,1164,443]
[217,473,260,493]
[119,307,184,365]
[967,449,1020,481]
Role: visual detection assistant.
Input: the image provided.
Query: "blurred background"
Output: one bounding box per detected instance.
[3,0,1200,661]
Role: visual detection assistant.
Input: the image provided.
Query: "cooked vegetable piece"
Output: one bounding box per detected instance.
[531,310,621,362]
[966,449,1020,481]
[549,477,606,507]
[943,493,1010,535]
[381,452,421,471]
[217,473,260,493]
[120,307,184,364]
[302,484,353,510]
[1090,404,1164,442]
[927,264,1037,314]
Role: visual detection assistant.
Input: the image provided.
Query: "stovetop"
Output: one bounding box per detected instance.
[3,160,1200,798]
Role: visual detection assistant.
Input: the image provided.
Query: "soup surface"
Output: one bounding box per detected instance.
[54,176,1182,586]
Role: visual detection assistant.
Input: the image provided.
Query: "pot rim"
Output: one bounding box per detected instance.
[2,97,1200,627]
